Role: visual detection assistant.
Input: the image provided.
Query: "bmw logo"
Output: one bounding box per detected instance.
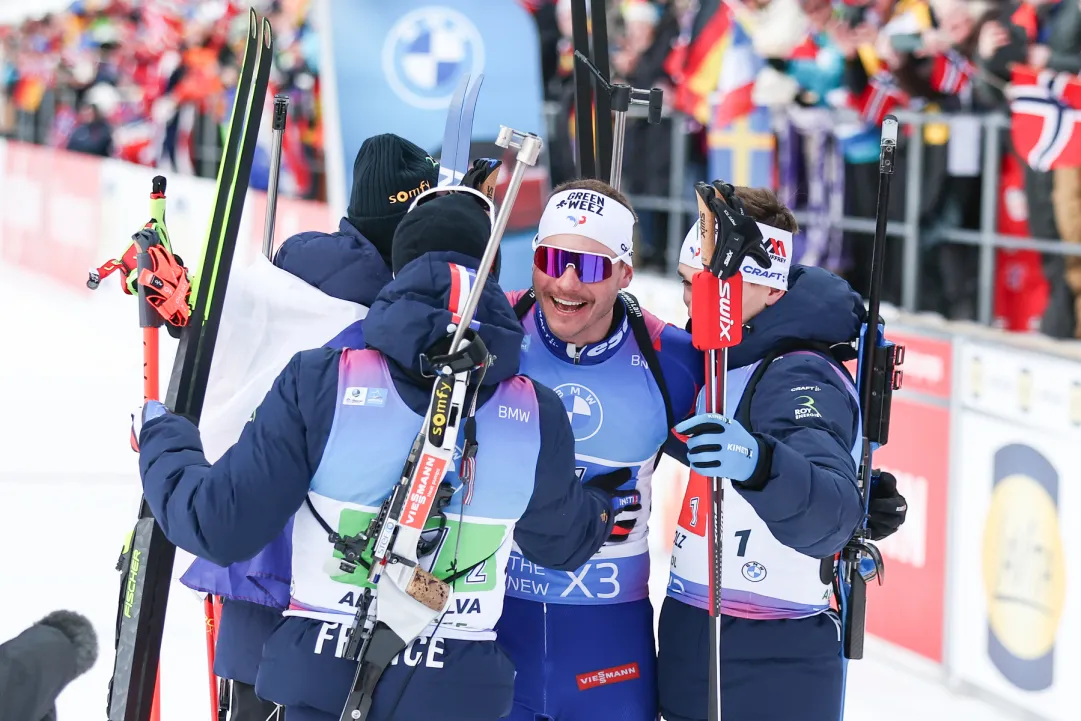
[553,383,604,442]
[741,561,767,583]
[381,7,485,110]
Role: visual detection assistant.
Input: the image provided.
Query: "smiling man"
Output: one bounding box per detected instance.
[496,179,703,721]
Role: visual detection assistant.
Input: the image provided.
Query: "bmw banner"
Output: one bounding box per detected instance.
[317,0,548,290]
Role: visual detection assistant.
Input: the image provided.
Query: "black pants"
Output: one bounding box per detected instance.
[230,680,282,721]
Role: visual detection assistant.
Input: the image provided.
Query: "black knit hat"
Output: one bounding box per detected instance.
[392,193,496,276]
[347,133,439,263]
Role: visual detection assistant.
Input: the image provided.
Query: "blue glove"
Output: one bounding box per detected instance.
[673,413,762,483]
[130,400,169,452]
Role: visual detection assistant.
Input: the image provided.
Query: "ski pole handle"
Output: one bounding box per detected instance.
[448,128,542,354]
[262,95,289,259]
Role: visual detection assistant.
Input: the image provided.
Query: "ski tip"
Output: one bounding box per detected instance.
[248,7,258,36]
[262,17,273,48]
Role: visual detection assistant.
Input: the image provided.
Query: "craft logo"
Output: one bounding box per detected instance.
[404,453,447,528]
[567,215,587,227]
[554,383,604,442]
[555,191,606,216]
[389,180,432,204]
[382,7,485,109]
[576,663,640,691]
[983,444,1065,691]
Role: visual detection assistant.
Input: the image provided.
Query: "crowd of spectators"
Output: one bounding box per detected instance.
[3,0,1081,338]
[0,0,323,198]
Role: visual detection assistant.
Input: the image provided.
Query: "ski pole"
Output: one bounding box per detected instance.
[203,596,218,721]
[132,176,170,721]
[572,49,663,191]
[689,181,772,721]
[262,95,289,259]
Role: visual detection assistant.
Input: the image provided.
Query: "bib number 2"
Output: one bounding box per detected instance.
[560,562,620,599]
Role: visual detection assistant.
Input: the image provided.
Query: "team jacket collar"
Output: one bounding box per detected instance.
[532,296,630,365]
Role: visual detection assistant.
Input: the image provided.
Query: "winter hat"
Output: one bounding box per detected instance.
[347,133,439,262]
[391,193,495,276]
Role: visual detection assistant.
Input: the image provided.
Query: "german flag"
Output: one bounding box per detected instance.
[664,0,732,124]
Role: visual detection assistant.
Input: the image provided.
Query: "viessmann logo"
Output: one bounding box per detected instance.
[575,662,640,691]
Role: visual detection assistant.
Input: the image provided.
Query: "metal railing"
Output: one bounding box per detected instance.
[541,102,1079,329]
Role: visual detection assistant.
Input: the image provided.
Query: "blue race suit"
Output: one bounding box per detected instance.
[660,265,866,721]
[141,253,614,720]
[496,291,701,721]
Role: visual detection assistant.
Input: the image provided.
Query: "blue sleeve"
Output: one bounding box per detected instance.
[742,354,863,558]
[138,349,341,566]
[657,324,701,465]
[513,380,613,570]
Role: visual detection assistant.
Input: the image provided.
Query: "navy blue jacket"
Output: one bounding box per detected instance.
[139,250,612,578]
[273,218,392,307]
[671,265,865,559]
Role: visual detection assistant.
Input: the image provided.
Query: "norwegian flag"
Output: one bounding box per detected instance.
[851,73,909,127]
[930,50,975,97]
[1008,66,1081,172]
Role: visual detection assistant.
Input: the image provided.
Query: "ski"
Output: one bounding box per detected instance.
[437,73,484,187]
[106,11,274,721]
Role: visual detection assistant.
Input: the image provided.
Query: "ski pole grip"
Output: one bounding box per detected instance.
[695,183,718,268]
[880,115,898,174]
[273,95,289,130]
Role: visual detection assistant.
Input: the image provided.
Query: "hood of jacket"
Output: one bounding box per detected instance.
[272,218,392,307]
[363,251,524,386]
[731,264,865,368]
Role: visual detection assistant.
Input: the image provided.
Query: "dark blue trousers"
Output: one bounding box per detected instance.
[657,596,843,721]
[496,596,658,721]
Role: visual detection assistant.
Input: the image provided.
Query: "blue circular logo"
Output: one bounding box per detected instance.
[382,7,485,110]
[554,383,604,442]
[742,561,767,583]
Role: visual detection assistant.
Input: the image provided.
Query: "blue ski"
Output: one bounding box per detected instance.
[438,73,485,187]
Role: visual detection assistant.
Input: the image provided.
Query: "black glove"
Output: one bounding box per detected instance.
[461,157,503,201]
[867,471,907,541]
[584,468,641,543]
